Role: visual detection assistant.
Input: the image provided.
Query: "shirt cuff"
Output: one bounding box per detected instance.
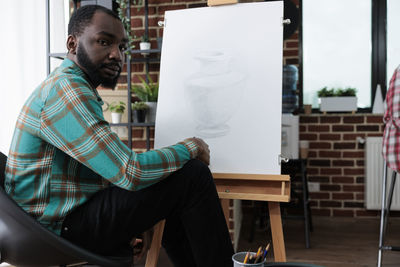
[179,140,199,159]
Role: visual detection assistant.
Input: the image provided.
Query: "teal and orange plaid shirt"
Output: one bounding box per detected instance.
[5,58,199,235]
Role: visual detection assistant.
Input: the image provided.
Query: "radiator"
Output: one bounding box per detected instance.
[365,137,400,210]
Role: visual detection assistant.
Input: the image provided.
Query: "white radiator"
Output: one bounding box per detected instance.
[365,137,400,210]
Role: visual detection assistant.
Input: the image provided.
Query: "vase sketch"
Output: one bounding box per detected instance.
[184,51,245,138]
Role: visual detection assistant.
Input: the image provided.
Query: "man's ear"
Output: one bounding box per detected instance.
[66,35,78,55]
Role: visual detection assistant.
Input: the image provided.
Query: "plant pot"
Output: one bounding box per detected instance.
[111,112,122,123]
[319,96,357,113]
[145,102,157,123]
[140,42,151,56]
[133,109,147,123]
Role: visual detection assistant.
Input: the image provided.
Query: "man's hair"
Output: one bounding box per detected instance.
[68,5,121,37]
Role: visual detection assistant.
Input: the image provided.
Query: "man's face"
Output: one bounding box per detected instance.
[75,12,127,88]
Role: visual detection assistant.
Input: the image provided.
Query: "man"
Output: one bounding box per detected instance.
[5,5,234,266]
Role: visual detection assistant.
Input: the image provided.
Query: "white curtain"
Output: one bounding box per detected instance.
[0,1,47,154]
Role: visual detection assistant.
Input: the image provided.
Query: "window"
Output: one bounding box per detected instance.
[302,0,372,108]
[387,0,400,85]
[48,0,72,73]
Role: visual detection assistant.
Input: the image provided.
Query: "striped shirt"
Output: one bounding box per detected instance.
[5,58,199,235]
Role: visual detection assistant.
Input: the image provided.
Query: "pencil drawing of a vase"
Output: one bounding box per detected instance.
[184,51,245,138]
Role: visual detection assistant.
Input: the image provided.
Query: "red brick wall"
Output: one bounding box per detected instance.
[300,114,394,217]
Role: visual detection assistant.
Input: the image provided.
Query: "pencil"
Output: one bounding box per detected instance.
[254,252,262,263]
[263,242,271,259]
[243,251,250,264]
[256,246,262,257]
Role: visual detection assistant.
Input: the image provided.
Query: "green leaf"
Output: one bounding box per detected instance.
[132,75,159,102]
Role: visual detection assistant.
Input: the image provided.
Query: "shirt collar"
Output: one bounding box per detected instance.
[60,58,104,104]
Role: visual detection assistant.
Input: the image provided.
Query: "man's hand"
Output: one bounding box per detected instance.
[185,137,210,165]
[131,228,154,261]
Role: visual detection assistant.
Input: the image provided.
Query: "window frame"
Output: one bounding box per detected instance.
[299,0,387,113]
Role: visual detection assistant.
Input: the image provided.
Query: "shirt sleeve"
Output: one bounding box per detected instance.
[39,75,199,191]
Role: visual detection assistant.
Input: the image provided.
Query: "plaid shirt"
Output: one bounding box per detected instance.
[5,58,199,234]
[383,65,400,172]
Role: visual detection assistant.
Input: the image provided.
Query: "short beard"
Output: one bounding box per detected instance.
[76,43,120,89]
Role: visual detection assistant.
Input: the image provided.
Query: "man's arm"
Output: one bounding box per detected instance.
[39,76,203,191]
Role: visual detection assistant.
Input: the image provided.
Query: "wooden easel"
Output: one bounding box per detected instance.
[145,173,290,266]
[144,1,290,266]
[213,173,290,262]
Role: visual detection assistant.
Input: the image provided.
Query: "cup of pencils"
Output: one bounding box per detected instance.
[232,243,270,266]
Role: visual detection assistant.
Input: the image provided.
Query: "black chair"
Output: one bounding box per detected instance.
[0,152,133,267]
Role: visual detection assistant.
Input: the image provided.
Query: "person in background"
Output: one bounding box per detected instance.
[4,5,233,266]
[383,65,400,172]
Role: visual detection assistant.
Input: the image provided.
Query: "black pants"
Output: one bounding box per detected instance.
[61,159,234,266]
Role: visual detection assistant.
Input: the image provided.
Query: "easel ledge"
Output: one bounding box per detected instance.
[213,173,290,181]
[213,173,291,202]
[208,0,238,6]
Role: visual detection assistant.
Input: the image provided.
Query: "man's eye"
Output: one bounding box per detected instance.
[98,40,109,46]
[120,44,128,51]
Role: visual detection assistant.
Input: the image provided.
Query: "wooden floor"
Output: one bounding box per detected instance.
[1,215,399,267]
[238,216,400,267]
[136,215,400,267]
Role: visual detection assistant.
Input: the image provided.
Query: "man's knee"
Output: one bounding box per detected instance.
[184,159,209,172]
[180,159,215,190]
[184,159,212,178]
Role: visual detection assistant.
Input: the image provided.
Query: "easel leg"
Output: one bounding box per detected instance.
[145,219,166,267]
[268,202,286,262]
[221,198,230,227]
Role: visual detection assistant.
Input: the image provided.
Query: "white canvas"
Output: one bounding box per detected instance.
[155,2,284,174]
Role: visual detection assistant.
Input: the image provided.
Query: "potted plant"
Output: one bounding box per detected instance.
[109,101,126,123]
[115,0,136,53]
[140,35,151,56]
[133,75,159,123]
[131,101,148,123]
[317,87,357,113]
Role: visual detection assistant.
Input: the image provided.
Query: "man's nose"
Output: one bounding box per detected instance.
[109,45,123,62]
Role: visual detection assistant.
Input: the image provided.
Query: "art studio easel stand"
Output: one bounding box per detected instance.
[214,173,291,262]
[144,0,291,265]
[145,173,291,267]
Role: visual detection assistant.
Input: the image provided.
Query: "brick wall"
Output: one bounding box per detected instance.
[299,114,398,217]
